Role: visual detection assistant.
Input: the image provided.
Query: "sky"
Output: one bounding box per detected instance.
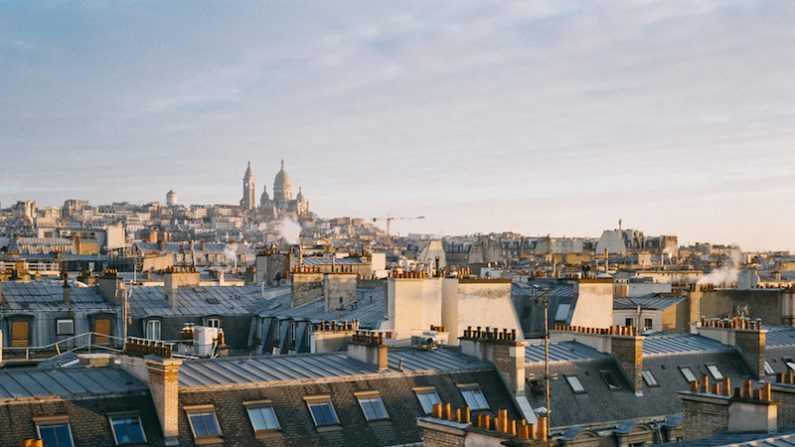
[1,1,794,251]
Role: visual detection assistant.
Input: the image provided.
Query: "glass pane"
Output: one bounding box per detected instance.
[680,367,697,383]
[360,397,388,420]
[707,365,723,380]
[462,389,489,409]
[765,361,775,375]
[417,391,441,414]
[112,417,146,444]
[247,407,280,431]
[39,424,73,447]
[190,412,221,437]
[309,402,339,426]
[643,370,658,387]
[565,376,585,393]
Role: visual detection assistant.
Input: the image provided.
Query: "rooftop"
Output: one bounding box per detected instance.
[0,366,146,400]
[178,346,489,389]
[643,334,733,356]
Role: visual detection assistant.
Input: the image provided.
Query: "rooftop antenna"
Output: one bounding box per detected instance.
[619,218,622,232]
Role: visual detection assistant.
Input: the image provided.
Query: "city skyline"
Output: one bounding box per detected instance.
[2,1,795,251]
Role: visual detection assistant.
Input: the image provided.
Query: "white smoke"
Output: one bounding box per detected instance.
[698,251,741,287]
[278,217,302,245]
[223,243,238,264]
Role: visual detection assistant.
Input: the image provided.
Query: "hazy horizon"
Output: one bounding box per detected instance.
[2,1,794,251]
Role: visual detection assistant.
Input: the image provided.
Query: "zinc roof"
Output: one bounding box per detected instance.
[256,287,386,328]
[764,326,795,348]
[178,347,489,388]
[128,284,287,318]
[525,341,609,364]
[0,281,115,312]
[613,295,686,310]
[642,334,732,356]
[0,367,146,400]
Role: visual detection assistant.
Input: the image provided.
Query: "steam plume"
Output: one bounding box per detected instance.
[278,217,302,245]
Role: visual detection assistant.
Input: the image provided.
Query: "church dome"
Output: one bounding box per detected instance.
[273,159,292,201]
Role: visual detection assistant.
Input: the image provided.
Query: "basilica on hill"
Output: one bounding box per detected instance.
[240,160,310,219]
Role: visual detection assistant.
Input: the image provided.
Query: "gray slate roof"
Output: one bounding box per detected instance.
[128,284,287,318]
[179,346,489,388]
[0,367,146,400]
[765,326,795,348]
[1,281,115,312]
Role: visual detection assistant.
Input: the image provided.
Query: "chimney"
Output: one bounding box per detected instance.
[459,328,537,426]
[347,331,388,370]
[679,376,776,440]
[63,279,72,305]
[698,317,767,380]
[552,325,644,395]
[164,267,200,309]
[98,268,121,304]
[611,332,644,395]
[147,357,182,444]
[460,327,525,396]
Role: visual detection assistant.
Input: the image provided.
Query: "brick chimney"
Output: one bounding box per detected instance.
[347,330,388,370]
[460,327,525,396]
[63,279,71,305]
[679,375,776,440]
[98,268,121,304]
[698,317,767,380]
[164,267,200,309]
[552,325,644,395]
[147,357,182,445]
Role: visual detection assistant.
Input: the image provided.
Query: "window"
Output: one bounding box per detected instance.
[565,375,586,394]
[206,318,221,328]
[765,361,775,376]
[625,318,634,327]
[145,320,161,340]
[356,392,389,421]
[414,388,441,414]
[643,370,659,387]
[272,320,280,343]
[290,321,297,348]
[245,401,281,434]
[554,304,571,322]
[644,318,653,330]
[305,396,340,427]
[459,385,490,410]
[56,319,74,336]
[109,415,147,445]
[706,364,724,381]
[36,419,74,447]
[600,370,621,391]
[11,320,30,347]
[679,366,697,384]
[185,406,223,444]
[784,358,795,371]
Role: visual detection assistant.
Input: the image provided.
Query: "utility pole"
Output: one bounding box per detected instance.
[544,296,551,438]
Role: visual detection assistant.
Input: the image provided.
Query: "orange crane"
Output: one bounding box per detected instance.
[372,215,425,245]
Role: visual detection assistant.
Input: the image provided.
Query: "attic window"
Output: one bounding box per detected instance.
[458,384,489,410]
[784,358,795,371]
[679,367,697,384]
[554,304,571,322]
[56,319,75,336]
[244,401,281,435]
[356,392,390,421]
[765,361,775,376]
[185,405,223,444]
[600,370,621,391]
[109,415,147,445]
[706,364,724,381]
[565,375,586,394]
[305,396,340,427]
[642,370,659,387]
[414,387,441,415]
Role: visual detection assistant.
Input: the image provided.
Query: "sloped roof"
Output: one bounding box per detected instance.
[0,367,145,400]
[643,334,732,356]
[613,295,686,310]
[525,341,610,364]
[0,281,115,312]
[128,284,288,318]
[256,287,386,328]
[178,346,490,389]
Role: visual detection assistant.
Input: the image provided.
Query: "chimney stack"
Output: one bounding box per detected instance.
[63,278,72,305]
[698,317,767,380]
[347,330,388,370]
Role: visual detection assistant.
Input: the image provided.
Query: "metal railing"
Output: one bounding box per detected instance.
[3,332,126,362]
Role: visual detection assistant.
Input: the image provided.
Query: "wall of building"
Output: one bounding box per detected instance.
[291,272,324,307]
[569,281,614,329]
[323,273,358,311]
[441,279,522,346]
[384,277,442,339]
[700,289,786,325]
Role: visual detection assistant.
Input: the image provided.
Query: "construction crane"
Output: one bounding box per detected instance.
[372,215,425,246]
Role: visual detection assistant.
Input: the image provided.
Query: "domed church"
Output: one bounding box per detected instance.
[250,160,310,218]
